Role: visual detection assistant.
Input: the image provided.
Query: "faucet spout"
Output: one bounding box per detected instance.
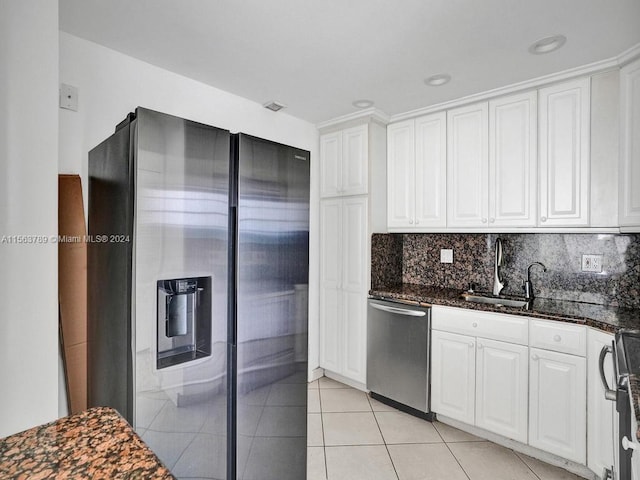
[523,262,547,300]
[492,238,505,296]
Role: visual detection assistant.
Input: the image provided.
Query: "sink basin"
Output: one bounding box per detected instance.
[460,292,529,308]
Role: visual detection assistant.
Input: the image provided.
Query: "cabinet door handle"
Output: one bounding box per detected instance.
[541,216,547,222]
[532,354,539,361]
[553,334,561,342]
[489,218,495,223]
[477,343,484,349]
[468,342,475,348]
[409,219,414,224]
[472,322,478,328]
[481,218,488,224]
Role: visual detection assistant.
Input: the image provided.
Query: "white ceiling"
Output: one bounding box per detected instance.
[59,0,640,124]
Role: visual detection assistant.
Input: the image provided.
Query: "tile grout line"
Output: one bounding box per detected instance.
[318,381,328,480]
[431,423,473,480]
[513,450,544,480]
[367,393,401,480]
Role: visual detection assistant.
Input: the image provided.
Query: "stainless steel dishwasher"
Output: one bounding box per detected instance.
[367,298,434,420]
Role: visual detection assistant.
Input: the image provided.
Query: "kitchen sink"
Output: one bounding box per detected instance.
[460,292,529,308]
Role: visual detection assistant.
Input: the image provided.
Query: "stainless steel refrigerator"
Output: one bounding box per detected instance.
[88,107,309,480]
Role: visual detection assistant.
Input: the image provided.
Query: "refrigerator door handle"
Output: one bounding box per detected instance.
[599,344,617,401]
[370,303,426,317]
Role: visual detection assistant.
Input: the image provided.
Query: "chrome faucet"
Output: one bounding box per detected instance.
[492,237,505,296]
[523,262,547,300]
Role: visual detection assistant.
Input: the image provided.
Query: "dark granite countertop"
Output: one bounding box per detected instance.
[0,406,175,479]
[370,283,640,333]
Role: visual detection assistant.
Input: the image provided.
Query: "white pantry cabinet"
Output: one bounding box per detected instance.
[619,58,640,229]
[319,197,368,383]
[320,125,368,198]
[387,112,447,230]
[538,78,591,227]
[447,91,537,228]
[319,120,386,386]
[587,328,616,479]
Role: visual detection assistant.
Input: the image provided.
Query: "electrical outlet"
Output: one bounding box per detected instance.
[59,83,78,111]
[581,254,603,273]
[440,249,453,264]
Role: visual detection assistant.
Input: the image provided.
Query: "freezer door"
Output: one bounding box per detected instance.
[234,134,310,480]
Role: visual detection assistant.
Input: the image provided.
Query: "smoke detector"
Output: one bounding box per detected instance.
[529,35,567,54]
[263,101,286,112]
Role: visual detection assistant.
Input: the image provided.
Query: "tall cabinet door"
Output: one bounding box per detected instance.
[538,78,590,227]
[431,330,476,425]
[319,199,342,373]
[447,102,489,227]
[341,197,368,383]
[529,347,586,464]
[587,329,616,477]
[415,112,447,227]
[320,132,342,197]
[619,58,640,228]
[475,338,528,443]
[387,120,416,228]
[489,92,537,227]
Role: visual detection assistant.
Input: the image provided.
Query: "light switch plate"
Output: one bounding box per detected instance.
[440,249,453,264]
[581,254,603,273]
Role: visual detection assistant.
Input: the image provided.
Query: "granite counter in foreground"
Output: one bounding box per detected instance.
[369,283,640,333]
[0,406,175,480]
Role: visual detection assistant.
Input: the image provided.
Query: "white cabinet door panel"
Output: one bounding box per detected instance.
[476,339,528,443]
[342,125,368,196]
[431,330,475,424]
[539,79,590,226]
[387,120,416,228]
[489,92,537,227]
[320,132,341,197]
[447,103,489,227]
[342,289,366,383]
[529,347,586,464]
[342,197,368,292]
[415,112,447,227]
[587,329,616,477]
[619,58,640,227]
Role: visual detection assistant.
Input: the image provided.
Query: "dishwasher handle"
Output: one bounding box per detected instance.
[370,302,426,317]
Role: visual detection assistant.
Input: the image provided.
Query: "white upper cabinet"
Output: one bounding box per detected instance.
[447,102,489,227]
[619,58,640,229]
[447,93,536,228]
[489,92,537,227]
[538,78,591,227]
[387,112,446,230]
[320,125,368,197]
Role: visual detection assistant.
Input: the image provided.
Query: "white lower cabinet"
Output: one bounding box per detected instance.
[431,330,476,425]
[587,329,616,479]
[476,338,528,443]
[431,329,528,442]
[528,347,586,464]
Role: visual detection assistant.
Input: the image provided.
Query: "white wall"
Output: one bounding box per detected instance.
[0,1,60,437]
[58,33,321,386]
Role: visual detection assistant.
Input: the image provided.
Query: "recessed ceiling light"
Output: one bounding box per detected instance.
[263,101,286,112]
[424,74,451,87]
[352,99,374,109]
[528,35,567,55]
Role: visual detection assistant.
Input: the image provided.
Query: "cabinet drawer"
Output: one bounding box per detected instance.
[529,319,586,356]
[432,306,528,345]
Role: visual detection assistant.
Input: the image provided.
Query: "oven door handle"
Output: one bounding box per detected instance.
[599,344,617,401]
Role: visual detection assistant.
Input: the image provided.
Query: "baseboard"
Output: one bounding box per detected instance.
[322,370,367,391]
[436,415,596,480]
[308,367,324,383]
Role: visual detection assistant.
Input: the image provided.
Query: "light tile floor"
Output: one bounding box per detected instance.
[308,377,584,480]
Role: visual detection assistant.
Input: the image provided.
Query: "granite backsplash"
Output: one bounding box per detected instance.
[371,233,640,309]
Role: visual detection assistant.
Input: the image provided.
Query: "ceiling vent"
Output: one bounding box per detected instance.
[263,101,286,112]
